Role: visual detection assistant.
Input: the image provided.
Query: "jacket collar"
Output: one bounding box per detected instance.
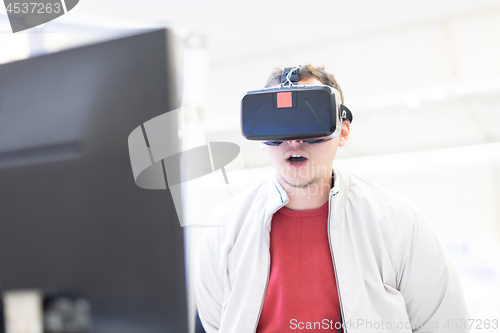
[330,168,350,225]
[266,175,288,215]
[265,167,350,226]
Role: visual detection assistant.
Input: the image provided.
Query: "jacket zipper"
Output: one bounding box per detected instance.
[327,191,347,333]
[253,204,286,333]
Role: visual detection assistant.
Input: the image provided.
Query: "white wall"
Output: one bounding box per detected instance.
[191,5,500,332]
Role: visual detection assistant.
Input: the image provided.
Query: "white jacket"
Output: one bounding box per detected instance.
[195,168,469,333]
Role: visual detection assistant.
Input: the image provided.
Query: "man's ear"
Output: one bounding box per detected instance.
[260,142,267,152]
[338,120,350,147]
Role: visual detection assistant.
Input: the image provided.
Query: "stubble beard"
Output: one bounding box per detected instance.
[277,162,332,195]
[279,171,320,189]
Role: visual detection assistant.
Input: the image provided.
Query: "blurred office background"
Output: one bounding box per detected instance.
[1,0,500,332]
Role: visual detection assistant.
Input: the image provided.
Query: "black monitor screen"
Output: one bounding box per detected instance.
[0,29,187,333]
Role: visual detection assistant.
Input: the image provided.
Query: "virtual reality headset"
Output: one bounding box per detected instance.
[241,66,353,142]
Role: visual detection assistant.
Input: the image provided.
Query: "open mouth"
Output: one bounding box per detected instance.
[287,154,308,164]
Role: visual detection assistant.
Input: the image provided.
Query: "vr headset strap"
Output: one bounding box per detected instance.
[281,67,299,85]
[281,65,353,123]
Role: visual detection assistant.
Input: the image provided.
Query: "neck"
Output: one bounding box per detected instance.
[279,172,332,211]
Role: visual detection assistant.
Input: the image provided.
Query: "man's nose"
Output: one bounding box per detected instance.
[286,140,304,147]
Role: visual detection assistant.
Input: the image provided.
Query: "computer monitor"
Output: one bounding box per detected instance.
[0,29,188,333]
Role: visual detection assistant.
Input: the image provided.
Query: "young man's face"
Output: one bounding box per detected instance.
[261,77,350,190]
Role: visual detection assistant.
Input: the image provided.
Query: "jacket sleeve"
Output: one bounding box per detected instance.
[195,226,225,333]
[397,211,469,332]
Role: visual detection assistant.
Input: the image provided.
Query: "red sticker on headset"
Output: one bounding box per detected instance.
[276,92,292,108]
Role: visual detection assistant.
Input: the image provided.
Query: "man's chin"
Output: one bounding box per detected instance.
[280,175,318,189]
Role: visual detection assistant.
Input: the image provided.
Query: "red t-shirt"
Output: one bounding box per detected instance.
[256,202,342,332]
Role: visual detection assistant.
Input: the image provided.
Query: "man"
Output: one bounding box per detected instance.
[195,65,469,332]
